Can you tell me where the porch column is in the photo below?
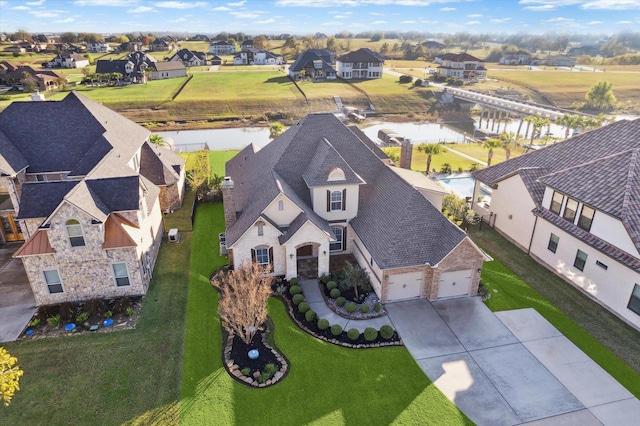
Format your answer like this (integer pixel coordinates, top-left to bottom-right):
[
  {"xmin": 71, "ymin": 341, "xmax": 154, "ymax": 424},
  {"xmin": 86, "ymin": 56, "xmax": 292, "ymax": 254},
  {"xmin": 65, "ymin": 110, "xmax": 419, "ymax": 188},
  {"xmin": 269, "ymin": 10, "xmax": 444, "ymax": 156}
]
[
  {"xmin": 285, "ymin": 245, "xmax": 297, "ymax": 280},
  {"xmin": 318, "ymin": 241, "xmax": 330, "ymax": 278}
]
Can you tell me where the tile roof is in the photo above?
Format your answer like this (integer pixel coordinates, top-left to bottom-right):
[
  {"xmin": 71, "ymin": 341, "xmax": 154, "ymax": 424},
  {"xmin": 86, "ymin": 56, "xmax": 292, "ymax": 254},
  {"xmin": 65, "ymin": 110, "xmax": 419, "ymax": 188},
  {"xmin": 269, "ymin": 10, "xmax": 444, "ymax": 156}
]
[
  {"xmin": 337, "ymin": 48, "xmax": 384, "ymax": 63},
  {"xmin": 225, "ymin": 113, "xmax": 467, "ymax": 269}
]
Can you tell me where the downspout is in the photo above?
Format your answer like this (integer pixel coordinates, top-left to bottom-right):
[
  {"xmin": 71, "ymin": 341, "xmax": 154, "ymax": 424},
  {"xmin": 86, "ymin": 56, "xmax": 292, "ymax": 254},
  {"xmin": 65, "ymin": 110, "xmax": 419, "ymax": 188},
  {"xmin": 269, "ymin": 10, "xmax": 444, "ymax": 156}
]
[{"xmin": 527, "ymin": 214, "xmax": 539, "ymax": 255}]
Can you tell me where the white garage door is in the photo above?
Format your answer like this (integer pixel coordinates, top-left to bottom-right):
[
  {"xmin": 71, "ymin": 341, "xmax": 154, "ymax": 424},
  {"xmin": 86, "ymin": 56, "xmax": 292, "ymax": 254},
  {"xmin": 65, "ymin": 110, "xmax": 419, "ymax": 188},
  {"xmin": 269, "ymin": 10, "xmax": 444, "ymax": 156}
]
[
  {"xmin": 387, "ymin": 271, "xmax": 422, "ymax": 301},
  {"xmin": 438, "ymin": 270, "xmax": 473, "ymax": 299}
]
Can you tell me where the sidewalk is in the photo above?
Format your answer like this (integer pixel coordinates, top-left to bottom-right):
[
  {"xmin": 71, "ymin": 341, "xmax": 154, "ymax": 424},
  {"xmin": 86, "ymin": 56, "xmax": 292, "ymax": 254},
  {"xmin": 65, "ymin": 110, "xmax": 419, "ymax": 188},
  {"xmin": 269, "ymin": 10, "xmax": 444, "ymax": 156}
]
[{"xmin": 299, "ymin": 279, "xmax": 393, "ymax": 332}]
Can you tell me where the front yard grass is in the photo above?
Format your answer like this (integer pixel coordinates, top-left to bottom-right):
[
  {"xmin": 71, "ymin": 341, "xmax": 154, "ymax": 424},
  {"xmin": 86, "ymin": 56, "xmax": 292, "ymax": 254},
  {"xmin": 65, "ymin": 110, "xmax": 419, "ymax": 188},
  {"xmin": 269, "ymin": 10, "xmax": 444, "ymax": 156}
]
[
  {"xmin": 469, "ymin": 226, "xmax": 640, "ymax": 398},
  {"xmin": 180, "ymin": 203, "xmax": 472, "ymax": 425}
]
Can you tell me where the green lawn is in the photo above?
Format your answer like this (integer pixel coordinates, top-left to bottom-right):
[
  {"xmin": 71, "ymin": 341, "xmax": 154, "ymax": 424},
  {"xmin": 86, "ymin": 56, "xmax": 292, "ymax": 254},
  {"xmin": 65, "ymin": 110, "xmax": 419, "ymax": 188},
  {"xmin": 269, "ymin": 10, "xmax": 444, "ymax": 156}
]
[
  {"xmin": 176, "ymin": 72, "xmax": 300, "ymax": 102},
  {"xmin": 443, "ymin": 142, "xmax": 528, "ymax": 165},
  {"xmin": 383, "ymin": 145, "xmax": 478, "ymax": 172},
  {"xmin": 179, "ymin": 203, "xmax": 472, "ymax": 425},
  {"xmin": 470, "ymin": 227, "xmax": 640, "ymax": 397}
]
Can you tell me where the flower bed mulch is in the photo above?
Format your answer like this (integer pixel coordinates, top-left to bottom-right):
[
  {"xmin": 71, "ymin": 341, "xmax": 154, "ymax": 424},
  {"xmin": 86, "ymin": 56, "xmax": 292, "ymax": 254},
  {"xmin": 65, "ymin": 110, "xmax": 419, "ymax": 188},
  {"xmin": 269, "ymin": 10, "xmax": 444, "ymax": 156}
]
[{"xmin": 318, "ymin": 281, "xmax": 387, "ymax": 320}]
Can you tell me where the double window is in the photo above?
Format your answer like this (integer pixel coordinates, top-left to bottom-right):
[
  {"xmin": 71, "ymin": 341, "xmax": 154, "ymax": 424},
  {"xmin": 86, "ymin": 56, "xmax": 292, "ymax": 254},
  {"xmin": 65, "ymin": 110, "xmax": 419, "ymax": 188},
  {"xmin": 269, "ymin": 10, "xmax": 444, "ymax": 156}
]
[
  {"xmin": 43, "ymin": 270, "xmax": 63, "ymax": 294},
  {"xmin": 252, "ymin": 246, "xmax": 273, "ymax": 266},
  {"xmin": 66, "ymin": 219, "xmax": 85, "ymax": 247},
  {"xmin": 112, "ymin": 263, "xmax": 131, "ymax": 287},
  {"xmin": 573, "ymin": 250, "xmax": 588, "ymax": 272}
]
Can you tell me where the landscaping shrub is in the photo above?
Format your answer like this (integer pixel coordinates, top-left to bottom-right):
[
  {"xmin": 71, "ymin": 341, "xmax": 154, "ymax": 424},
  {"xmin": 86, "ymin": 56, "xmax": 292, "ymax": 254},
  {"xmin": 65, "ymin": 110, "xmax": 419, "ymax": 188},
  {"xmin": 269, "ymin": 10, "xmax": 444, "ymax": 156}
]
[
  {"xmin": 317, "ymin": 318, "xmax": 330, "ymax": 330},
  {"xmin": 258, "ymin": 362, "xmax": 278, "ymax": 384},
  {"xmin": 289, "ymin": 285, "xmax": 302, "ymax": 296},
  {"xmin": 84, "ymin": 298, "xmax": 106, "ymax": 316},
  {"xmin": 125, "ymin": 307, "xmax": 135, "ymax": 317},
  {"xmin": 241, "ymin": 367, "xmax": 251, "ymax": 376},
  {"xmin": 364, "ymin": 327, "xmax": 378, "ymax": 342},
  {"xmin": 347, "ymin": 328, "xmax": 360, "ymax": 341},
  {"xmin": 380, "ymin": 325, "xmax": 394, "ymax": 340},
  {"xmin": 305, "ymin": 309, "xmax": 317, "ymax": 322},
  {"xmin": 329, "ymin": 288, "xmax": 341, "ymax": 299},
  {"xmin": 47, "ymin": 315, "xmax": 61, "ymax": 327},
  {"xmin": 374, "ymin": 302, "xmax": 381, "ymax": 313},
  {"xmin": 76, "ymin": 312, "xmax": 89, "ymax": 323},
  {"xmin": 399, "ymin": 74, "xmax": 413, "ymax": 83},
  {"xmin": 326, "ymin": 281, "xmax": 337, "ymax": 291},
  {"xmin": 58, "ymin": 302, "xmax": 75, "ymax": 322},
  {"xmin": 292, "ymin": 293, "xmax": 305, "ymax": 306},
  {"xmin": 330, "ymin": 324, "xmax": 343, "ymax": 336},
  {"xmin": 298, "ymin": 302, "xmax": 310, "ymax": 313},
  {"xmin": 440, "ymin": 163, "xmax": 452, "ymax": 174},
  {"xmin": 113, "ymin": 296, "xmax": 132, "ymax": 314},
  {"xmin": 336, "ymin": 296, "xmax": 346, "ymax": 307},
  {"xmin": 360, "ymin": 304, "xmax": 370, "ymax": 314},
  {"xmin": 414, "ymin": 78, "xmax": 423, "ymax": 87},
  {"xmin": 320, "ymin": 274, "xmax": 331, "ymax": 284},
  {"xmin": 345, "ymin": 302, "xmax": 357, "ymax": 314},
  {"xmin": 289, "ymin": 277, "xmax": 299, "ymax": 286}
]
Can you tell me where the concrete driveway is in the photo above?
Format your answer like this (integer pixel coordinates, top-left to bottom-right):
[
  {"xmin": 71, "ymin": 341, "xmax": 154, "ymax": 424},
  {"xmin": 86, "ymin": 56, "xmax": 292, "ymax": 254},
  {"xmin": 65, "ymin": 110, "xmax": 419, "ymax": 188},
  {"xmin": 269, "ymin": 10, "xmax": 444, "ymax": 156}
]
[
  {"xmin": 386, "ymin": 297, "xmax": 640, "ymax": 426},
  {"xmin": 0, "ymin": 242, "xmax": 36, "ymax": 343}
]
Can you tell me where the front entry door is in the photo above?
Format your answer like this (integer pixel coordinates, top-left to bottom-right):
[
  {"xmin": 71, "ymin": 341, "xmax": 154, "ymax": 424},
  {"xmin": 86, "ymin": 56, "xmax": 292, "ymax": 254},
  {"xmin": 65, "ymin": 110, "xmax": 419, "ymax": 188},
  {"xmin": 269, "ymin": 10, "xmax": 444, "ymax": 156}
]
[
  {"xmin": 1, "ymin": 214, "xmax": 24, "ymax": 242},
  {"xmin": 296, "ymin": 245, "xmax": 313, "ymax": 258}
]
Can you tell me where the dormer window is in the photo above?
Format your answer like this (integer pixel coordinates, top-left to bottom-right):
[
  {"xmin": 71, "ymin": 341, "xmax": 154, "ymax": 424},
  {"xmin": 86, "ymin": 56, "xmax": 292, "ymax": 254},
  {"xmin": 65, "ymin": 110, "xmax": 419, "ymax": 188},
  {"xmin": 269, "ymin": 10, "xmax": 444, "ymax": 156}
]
[
  {"xmin": 327, "ymin": 167, "xmax": 346, "ymax": 181},
  {"xmin": 328, "ymin": 190, "xmax": 345, "ymax": 212},
  {"xmin": 66, "ymin": 219, "xmax": 85, "ymax": 247},
  {"xmin": 578, "ymin": 205, "xmax": 595, "ymax": 232}
]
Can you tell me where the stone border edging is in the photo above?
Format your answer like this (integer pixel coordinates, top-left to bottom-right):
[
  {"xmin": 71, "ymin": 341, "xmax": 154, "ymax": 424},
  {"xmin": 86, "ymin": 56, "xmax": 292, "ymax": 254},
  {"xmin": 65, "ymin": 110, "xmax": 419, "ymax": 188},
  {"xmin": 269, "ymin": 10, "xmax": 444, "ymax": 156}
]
[{"xmin": 317, "ymin": 281, "xmax": 388, "ymax": 321}]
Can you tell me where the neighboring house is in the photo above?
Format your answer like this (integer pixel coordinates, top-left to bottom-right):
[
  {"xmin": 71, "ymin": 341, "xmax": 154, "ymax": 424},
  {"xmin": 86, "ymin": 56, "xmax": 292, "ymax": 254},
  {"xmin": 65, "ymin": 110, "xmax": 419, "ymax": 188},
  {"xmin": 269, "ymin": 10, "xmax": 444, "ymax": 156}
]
[
  {"xmin": 434, "ymin": 52, "xmax": 459, "ymax": 64},
  {"xmin": 87, "ymin": 42, "xmax": 111, "ymax": 53},
  {"xmin": 542, "ymin": 55, "xmax": 577, "ymax": 67},
  {"xmin": 150, "ymin": 61, "xmax": 187, "ymax": 80},
  {"xmin": 209, "ymin": 40, "xmax": 236, "ymax": 55},
  {"xmin": 95, "ymin": 52, "xmax": 157, "ymax": 83},
  {"xmin": 0, "ymin": 91, "xmax": 185, "ymax": 306},
  {"xmin": 222, "ymin": 113, "xmax": 485, "ymax": 303},
  {"xmin": 472, "ymin": 118, "xmax": 640, "ymax": 330},
  {"xmin": 233, "ymin": 48, "xmax": 283, "ymax": 65},
  {"xmin": 0, "ymin": 61, "xmax": 64, "ymax": 91},
  {"xmin": 422, "ymin": 40, "xmax": 446, "ymax": 50},
  {"xmin": 240, "ymin": 39, "xmax": 253, "ymax": 50},
  {"xmin": 120, "ymin": 42, "xmax": 144, "ymax": 52},
  {"xmin": 437, "ymin": 52, "xmax": 487, "ymax": 80},
  {"xmin": 150, "ymin": 38, "xmax": 172, "ymax": 52},
  {"xmin": 192, "ymin": 34, "xmax": 210, "ymax": 41},
  {"xmin": 499, "ymin": 51, "xmax": 538, "ymax": 65},
  {"xmin": 209, "ymin": 55, "xmax": 223, "ymax": 66},
  {"xmin": 288, "ymin": 49, "xmax": 336, "ymax": 80},
  {"xmin": 336, "ymin": 48, "xmax": 384, "ymax": 80},
  {"xmin": 169, "ymin": 49, "xmax": 207, "ymax": 67},
  {"xmin": 48, "ymin": 53, "xmax": 89, "ymax": 69}
]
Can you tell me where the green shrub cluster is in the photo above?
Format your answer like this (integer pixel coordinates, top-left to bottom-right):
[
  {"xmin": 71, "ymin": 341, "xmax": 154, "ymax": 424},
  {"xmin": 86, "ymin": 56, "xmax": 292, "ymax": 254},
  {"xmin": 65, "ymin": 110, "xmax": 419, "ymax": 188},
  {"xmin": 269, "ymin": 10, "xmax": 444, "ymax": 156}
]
[
  {"xmin": 317, "ymin": 318, "xmax": 330, "ymax": 330},
  {"xmin": 347, "ymin": 328, "xmax": 360, "ymax": 341},
  {"xmin": 305, "ymin": 309, "xmax": 317, "ymax": 322},
  {"xmin": 373, "ymin": 303, "xmax": 381, "ymax": 313},
  {"xmin": 329, "ymin": 288, "xmax": 341, "ymax": 299},
  {"xmin": 360, "ymin": 304, "xmax": 369, "ymax": 314},
  {"xmin": 345, "ymin": 302, "xmax": 357, "ymax": 313},
  {"xmin": 289, "ymin": 277, "xmax": 299, "ymax": 286},
  {"xmin": 258, "ymin": 363, "xmax": 278, "ymax": 384},
  {"xmin": 292, "ymin": 293, "xmax": 304, "ymax": 305},
  {"xmin": 336, "ymin": 297, "xmax": 346, "ymax": 307},
  {"xmin": 289, "ymin": 285, "xmax": 302, "ymax": 296},
  {"xmin": 364, "ymin": 327, "xmax": 378, "ymax": 342},
  {"xmin": 330, "ymin": 324, "xmax": 343, "ymax": 336},
  {"xmin": 326, "ymin": 281, "xmax": 337, "ymax": 291},
  {"xmin": 380, "ymin": 325, "xmax": 394, "ymax": 340},
  {"xmin": 298, "ymin": 302, "xmax": 310, "ymax": 313}
]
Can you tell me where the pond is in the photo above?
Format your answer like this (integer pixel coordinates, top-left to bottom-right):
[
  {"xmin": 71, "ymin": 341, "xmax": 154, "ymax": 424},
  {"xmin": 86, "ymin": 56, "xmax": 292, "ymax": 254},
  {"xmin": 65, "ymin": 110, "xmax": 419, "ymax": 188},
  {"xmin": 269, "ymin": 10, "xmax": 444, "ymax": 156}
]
[{"xmin": 360, "ymin": 121, "xmax": 468, "ymax": 144}]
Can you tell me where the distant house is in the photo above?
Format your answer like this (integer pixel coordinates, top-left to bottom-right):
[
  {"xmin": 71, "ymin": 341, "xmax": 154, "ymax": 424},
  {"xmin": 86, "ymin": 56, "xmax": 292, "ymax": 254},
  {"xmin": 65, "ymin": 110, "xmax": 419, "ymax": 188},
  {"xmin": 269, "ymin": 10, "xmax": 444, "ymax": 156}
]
[
  {"xmin": 150, "ymin": 61, "xmax": 186, "ymax": 80},
  {"xmin": 48, "ymin": 53, "xmax": 89, "ymax": 69},
  {"xmin": 209, "ymin": 55, "xmax": 223, "ymax": 66},
  {"xmin": 120, "ymin": 42, "xmax": 144, "ymax": 52},
  {"xmin": 150, "ymin": 38, "xmax": 172, "ymax": 52},
  {"xmin": 0, "ymin": 61, "xmax": 64, "ymax": 91},
  {"xmin": 288, "ymin": 49, "xmax": 336, "ymax": 80},
  {"xmin": 422, "ymin": 40, "xmax": 446, "ymax": 50},
  {"xmin": 436, "ymin": 52, "xmax": 487, "ymax": 80},
  {"xmin": 169, "ymin": 49, "xmax": 207, "ymax": 67},
  {"xmin": 433, "ymin": 52, "xmax": 458, "ymax": 64},
  {"xmin": 95, "ymin": 52, "xmax": 157, "ymax": 83},
  {"xmin": 336, "ymin": 48, "xmax": 384, "ymax": 80},
  {"xmin": 542, "ymin": 55, "xmax": 576, "ymax": 67},
  {"xmin": 233, "ymin": 48, "xmax": 283, "ymax": 65},
  {"xmin": 209, "ymin": 40, "xmax": 236, "ymax": 55},
  {"xmin": 192, "ymin": 34, "xmax": 210, "ymax": 41},
  {"xmin": 87, "ymin": 42, "xmax": 111, "ymax": 53},
  {"xmin": 500, "ymin": 51, "xmax": 539, "ymax": 65},
  {"xmin": 240, "ymin": 39, "xmax": 253, "ymax": 50}
]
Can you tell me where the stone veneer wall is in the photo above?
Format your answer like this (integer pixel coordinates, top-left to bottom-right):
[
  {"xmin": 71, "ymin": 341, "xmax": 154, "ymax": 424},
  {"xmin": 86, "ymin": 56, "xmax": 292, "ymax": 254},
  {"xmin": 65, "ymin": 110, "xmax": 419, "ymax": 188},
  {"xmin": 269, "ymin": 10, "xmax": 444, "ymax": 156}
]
[{"xmin": 159, "ymin": 183, "xmax": 183, "ymax": 211}]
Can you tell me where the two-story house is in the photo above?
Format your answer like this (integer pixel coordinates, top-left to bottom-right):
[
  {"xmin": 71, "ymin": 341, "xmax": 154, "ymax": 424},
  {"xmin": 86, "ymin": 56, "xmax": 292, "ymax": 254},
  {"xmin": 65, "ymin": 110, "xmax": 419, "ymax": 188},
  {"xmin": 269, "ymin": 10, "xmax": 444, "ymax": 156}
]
[
  {"xmin": 233, "ymin": 48, "xmax": 283, "ymax": 65},
  {"xmin": 472, "ymin": 118, "xmax": 640, "ymax": 329},
  {"xmin": 95, "ymin": 52, "xmax": 157, "ymax": 84},
  {"xmin": 437, "ymin": 52, "xmax": 487, "ymax": 80},
  {"xmin": 209, "ymin": 40, "xmax": 236, "ymax": 55},
  {"xmin": 288, "ymin": 49, "xmax": 336, "ymax": 80},
  {"xmin": 223, "ymin": 113, "xmax": 485, "ymax": 303},
  {"xmin": 336, "ymin": 48, "xmax": 384, "ymax": 80},
  {"xmin": 87, "ymin": 42, "xmax": 112, "ymax": 53},
  {"xmin": 48, "ymin": 53, "xmax": 89, "ymax": 69},
  {"xmin": 169, "ymin": 49, "xmax": 207, "ymax": 67},
  {"xmin": 0, "ymin": 91, "xmax": 185, "ymax": 306},
  {"xmin": 499, "ymin": 51, "xmax": 539, "ymax": 65}
]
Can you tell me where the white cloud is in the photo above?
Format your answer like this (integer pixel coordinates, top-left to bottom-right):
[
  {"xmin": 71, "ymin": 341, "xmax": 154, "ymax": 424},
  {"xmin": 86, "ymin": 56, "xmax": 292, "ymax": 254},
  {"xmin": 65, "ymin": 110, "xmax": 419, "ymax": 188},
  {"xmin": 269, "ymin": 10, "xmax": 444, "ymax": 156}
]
[
  {"xmin": 587, "ymin": 20, "xmax": 603, "ymax": 24},
  {"xmin": 227, "ymin": 0, "xmax": 246, "ymax": 5},
  {"xmin": 154, "ymin": 1, "xmax": 208, "ymax": 8},
  {"xmin": 523, "ymin": 4, "xmax": 556, "ymax": 11},
  {"xmin": 542, "ymin": 16, "xmax": 575, "ymax": 23},
  {"xmin": 615, "ymin": 20, "xmax": 632, "ymax": 23},
  {"xmin": 172, "ymin": 17, "xmax": 186, "ymax": 22},
  {"xmin": 465, "ymin": 20, "xmax": 481, "ymax": 25},
  {"xmin": 11, "ymin": 5, "xmax": 31, "ymax": 9},
  {"xmin": 370, "ymin": 12, "xmax": 383, "ymax": 16},
  {"xmin": 254, "ymin": 18, "xmax": 275, "ymax": 24},
  {"xmin": 74, "ymin": 0, "xmax": 137, "ymax": 5},
  {"xmin": 371, "ymin": 20, "xmax": 386, "ymax": 24},
  {"xmin": 583, "ymin": 0, "xmax": 640, "ymax": 10},
  {"xmin": 129, "ymin": 5, "xmax": 154, "ymax": 13},
  {"xmin": 440, "ymin": 7, "xmax": 456, "ymax": 11},
  {"xmin": 401, "ymin": 20, "xmax": 416, "ymax": 23},
  {"xmin": 26, "ymin": 0, "xmax": 46, "ymax": 5},
  {"xmin": 54, "ymin": 17, "xmax": 75, "ymax": 23},
  {"xmin": 213, "ymin": 6, "xmax": 231, "ymax": 10},
  {"xmin": 490, "ymin": 17, "xmax": 512, "ymax": 23},
  {"xmin": 467, "ymin": 14, "xmax": 482, "ymax": 18},
  {"xmin": 29, "ymin": 10, "xmax": 59, "ymax": 17},
  {"xmin": 275, "ymin": 0, "xmax": 434, "ymax": 7},
  {"xmin": 230, "ymin": 11, "xmax": 260, "ymax": 18}
]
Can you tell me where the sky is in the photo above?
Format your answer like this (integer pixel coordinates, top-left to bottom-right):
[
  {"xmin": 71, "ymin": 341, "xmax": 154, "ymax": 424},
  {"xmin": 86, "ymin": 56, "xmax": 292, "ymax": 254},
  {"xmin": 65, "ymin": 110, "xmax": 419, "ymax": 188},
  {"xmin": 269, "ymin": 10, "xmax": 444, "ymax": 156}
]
[{"xmin": 0, "ymin": 0, "xmax": 639, "ymax": 36}]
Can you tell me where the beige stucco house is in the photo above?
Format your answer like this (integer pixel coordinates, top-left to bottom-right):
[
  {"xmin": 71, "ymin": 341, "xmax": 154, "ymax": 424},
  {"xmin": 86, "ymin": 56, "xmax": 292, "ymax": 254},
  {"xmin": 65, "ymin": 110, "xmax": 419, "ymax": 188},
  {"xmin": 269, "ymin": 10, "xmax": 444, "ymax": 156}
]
[
  {"xmin": 223, "ymin": 113, "xmax": 485, "ymax": 303},
  {"xmin": 0, "ymin": 91, "xmax": 185, "ymax": 306},
  {"xmin": 472, "ymin": 118, "xmax": 640, "ymax": 330}
]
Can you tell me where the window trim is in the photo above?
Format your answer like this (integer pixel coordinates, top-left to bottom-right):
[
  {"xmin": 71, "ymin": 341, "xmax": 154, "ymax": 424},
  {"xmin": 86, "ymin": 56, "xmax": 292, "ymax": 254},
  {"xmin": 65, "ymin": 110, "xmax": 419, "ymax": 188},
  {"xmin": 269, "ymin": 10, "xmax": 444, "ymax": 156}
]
[
  {"xmin": 628, "ymin": 284, "xmax": 640, "ymax": 316},
  {"xmin": 550, "ymin": 191, "xmax": 563, "ymax": 215},
  {"xmin": 112, "ymin": 262, "xmax": 131, "ymax": 287},
  {"xmin": 563, "ymin": 197, "xmax": 579, "ymax": 223},
  {"xmin": 573, "ymin": 249, "xmax": 588, "ymax": 272},
  {"xmin": 547, "ymin": 233, "xmax": 559, "ymax": 253},
  {"xmin": 330, "ymin": 226, "xmax": 345, "ymax": 252},
  {"xmin": 43, "ymin": 269, "xmax": 64, "ymax": 294},
  {"xmin": 252, "ymin": 246, "xmax": 273, "ymax": 266},
  {"xmin": 330, "ymin": 190, "xmax": 342, "ymax": 211},
  {"xmin": 66, "ymin": 219, "xmax": 85, "ymax": 247}
]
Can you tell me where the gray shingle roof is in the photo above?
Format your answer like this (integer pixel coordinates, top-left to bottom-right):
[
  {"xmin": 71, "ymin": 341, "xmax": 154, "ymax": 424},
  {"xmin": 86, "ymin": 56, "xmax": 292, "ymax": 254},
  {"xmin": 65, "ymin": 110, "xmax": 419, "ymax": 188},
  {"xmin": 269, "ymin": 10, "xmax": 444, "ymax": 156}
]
[
  {"xmin": 337, "ymin": 48, "xmax": 384, "ymax": 63},
  {"xmin": 139, "ymin": 142, "xmax": 183, "ymax": 186},
  {"xmin": 16, "ymin": 181, "xmax": 79, "ymax": 219},
  {"xmin": 302, "ymin": 138, "xmax": 365, "ymax": 187},
  {"xmin": 288, "ymin": 49, "xmax": 335, "ymax": 73},
  {"xmin": 0, "ymin": 129, "xmax": 28, "ymax": 176},
  {"xmin": 225, "ymin": 113, "xmax": 467, "ymax": 269}
]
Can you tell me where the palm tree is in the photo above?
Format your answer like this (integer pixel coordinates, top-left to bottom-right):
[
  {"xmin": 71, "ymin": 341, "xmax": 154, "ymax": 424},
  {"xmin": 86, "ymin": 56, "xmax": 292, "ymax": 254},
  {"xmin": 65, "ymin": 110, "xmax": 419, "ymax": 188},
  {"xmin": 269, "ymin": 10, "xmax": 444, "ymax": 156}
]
[
  {"xmin": 499, "ymin": 132, "xmax": 522, "ymax": 160},
  {"xmin": 482, "ymin": 138, "xmax": 502, "ymax": 167},
  {"xmin": 417, "ymin": 143, "xmax": 442, "ymax": 173},
  {"xmin": 149, "ymin": 134, "xmax": 166, "ymax": 147},
  {"xmin": 556, "ymin": 114, "xmax": 584, "ymax": 139},
  {"xmin": 524, "ymin": 115, "xmax": 550, "ymax": 144}
]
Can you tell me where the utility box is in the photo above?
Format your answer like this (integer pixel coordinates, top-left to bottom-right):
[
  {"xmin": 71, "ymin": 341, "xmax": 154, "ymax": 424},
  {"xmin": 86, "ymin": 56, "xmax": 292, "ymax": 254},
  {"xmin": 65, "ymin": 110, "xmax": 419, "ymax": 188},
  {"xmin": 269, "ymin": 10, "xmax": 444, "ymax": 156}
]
[
  {"xmin": 219, "ymin": 232, "xmax": 228, "ymax": 256},
  {"xmin": 168, "ymin": 228, "xmax": 180, "ymax": 243}
]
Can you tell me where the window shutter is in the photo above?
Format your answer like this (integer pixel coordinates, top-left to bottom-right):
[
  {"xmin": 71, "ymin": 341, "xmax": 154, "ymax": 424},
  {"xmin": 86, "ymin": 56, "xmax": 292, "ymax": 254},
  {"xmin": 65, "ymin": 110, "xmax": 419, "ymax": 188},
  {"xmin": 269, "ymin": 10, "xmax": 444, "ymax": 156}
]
[
  {"xmin": 343, "ymin": 226, "xmax": 347, "ymax": 250},
  {"xmin": 326, "ymin": 190, "xmax": 331, "ymax": 212},
  {"xmin": 251, "ymin": 248, "xmax": 256, "ymax": 263},
  {"xmin": 268, "ymin": 247, "xmax": 274, "ymax": 265},
  {"xmin": 342, "ymin": 189, "xmax": 347, "ymax": 211}
]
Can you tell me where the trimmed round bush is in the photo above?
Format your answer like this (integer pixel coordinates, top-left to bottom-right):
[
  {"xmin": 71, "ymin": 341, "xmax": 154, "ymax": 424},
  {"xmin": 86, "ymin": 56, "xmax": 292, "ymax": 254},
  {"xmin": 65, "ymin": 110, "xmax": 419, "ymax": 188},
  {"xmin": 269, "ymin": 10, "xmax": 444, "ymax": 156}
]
[
  {"xmin": 360, "ymin": 304, "xmax": 370, "ymax": 314},
  {"xmin": 373, "ymin": 302, "xmax": 382, "ymax": 313},
  {"xmin": 289, "ymin": 277, "xmax": 299, "ymax": 286},
  {"xmin": 330, "ymin": 324, "xmax": 343, "ymax": 336},
  {"xmin": 326, "ymin": 280, "xmax": 337, "ymax": 291},
  {"xmin": 317, "ymin": 318, "xmax": 330, "ymax": 330},
  {"xmin": 380, "ymin": 325, "xmax": 394, "ymax": 340},
  {"xmin": 364, "ymin": 327, "xmax": 378, "ymax": 342},
  {"xmin": 289, "ymin": 285, "xmax": 302, "ymax": 296},
  {"xmin": 347, "ymin": 328, "xmax": 360, "ymax": 341},
  {"xmin": 345, "ymin": 302, "xmax": 357, "ymax": 314},
  {"xmin": 298, "ymin": 302, "xmax": 310, "ymax": 313},
  {"xmin": 305, "ymin": 309, "xmax": 317, "ymax": 322},
  {"xmin": 329, "ymin": 288, "xmax": 341, "ymax": 299},
  {"xmin": 292, "ymin": 293, "xmax": 304, "ymax": 306},
  {"xmin": 336, "ymin": 296, "xmax": 346, "ymax": 307}
]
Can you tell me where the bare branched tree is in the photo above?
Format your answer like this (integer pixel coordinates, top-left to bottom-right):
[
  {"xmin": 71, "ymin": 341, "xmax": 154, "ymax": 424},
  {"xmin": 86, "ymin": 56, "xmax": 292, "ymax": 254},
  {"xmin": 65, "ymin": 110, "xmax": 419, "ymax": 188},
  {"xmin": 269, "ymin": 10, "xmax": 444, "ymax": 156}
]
[{"xmin": 214, "ymin": 261, "xmax": 274, "ymax": 345}]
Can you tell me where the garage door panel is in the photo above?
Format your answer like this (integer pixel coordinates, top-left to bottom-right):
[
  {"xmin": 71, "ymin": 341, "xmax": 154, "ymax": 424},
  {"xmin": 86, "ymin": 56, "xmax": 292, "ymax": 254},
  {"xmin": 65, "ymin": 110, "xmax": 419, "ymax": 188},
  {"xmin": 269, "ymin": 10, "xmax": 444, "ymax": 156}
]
[
  {"xmin": 388, "ymin": 271, "xmax": 422, "ymax": 301},
  {"xmin": 438, "ymin": 270, "xmax": 472, "ymax": 299}
]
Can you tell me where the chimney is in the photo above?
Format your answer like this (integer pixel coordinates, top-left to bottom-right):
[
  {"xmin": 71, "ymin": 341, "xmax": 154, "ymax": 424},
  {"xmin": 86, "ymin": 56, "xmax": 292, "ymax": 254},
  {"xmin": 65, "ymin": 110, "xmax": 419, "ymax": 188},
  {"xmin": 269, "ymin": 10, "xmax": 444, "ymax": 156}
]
[
  {"xmin": 399, "ymin": 139, "xmax": 413, "ymax": 169},
  {"xmin": 31, "ymin": 90, "xmax": 45, "ymax": 102},
  {"xmin": 221, "ymin": 177, "xmax": 236, "ymax": 228}
]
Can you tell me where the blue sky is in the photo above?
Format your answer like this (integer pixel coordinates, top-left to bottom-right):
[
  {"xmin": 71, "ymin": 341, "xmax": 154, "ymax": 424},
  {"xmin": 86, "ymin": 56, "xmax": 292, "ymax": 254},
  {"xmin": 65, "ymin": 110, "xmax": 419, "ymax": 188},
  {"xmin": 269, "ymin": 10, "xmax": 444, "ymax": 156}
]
[{"xmin": 1, "ymin": 0, "xmax": 639, "ymax": 35}]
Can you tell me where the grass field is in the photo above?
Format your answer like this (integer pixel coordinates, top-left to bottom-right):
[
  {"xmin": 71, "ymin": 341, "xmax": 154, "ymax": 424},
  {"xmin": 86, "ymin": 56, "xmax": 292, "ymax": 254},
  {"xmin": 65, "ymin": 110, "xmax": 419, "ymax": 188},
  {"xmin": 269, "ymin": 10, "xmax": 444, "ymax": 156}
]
[
  {"xmin": 470, "ymin": 226, "xmax": 640, "ymax": 396},
  {"xmin": 382, "ymin": 145, "xmax": 478, "ymax": 172}
]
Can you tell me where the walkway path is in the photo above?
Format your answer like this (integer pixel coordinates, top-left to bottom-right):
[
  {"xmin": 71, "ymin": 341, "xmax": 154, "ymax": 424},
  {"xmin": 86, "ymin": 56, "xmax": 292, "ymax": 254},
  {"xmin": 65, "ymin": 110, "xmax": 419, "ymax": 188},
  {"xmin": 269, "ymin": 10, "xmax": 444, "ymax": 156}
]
[{"xmin": 300, "ymin": 279, "xmax": 392, "ymax": 332}]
